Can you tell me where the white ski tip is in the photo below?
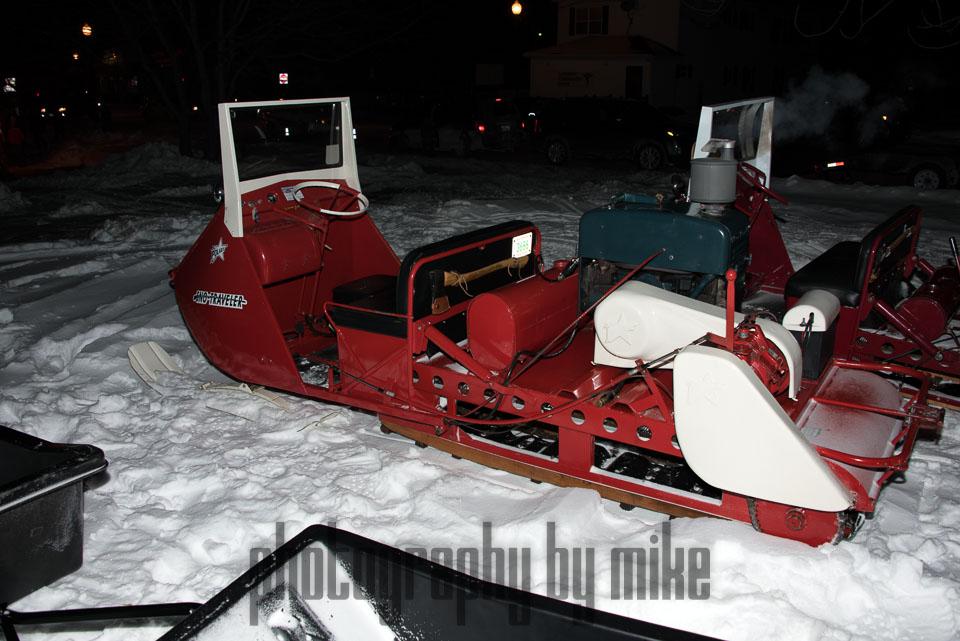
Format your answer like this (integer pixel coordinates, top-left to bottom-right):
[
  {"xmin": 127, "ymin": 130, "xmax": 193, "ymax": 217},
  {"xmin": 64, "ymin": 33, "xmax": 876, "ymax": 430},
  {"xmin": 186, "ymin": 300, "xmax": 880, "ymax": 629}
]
[{"xmin": 128, "ymin": 341, "xmax": 184, "ymax": 383}]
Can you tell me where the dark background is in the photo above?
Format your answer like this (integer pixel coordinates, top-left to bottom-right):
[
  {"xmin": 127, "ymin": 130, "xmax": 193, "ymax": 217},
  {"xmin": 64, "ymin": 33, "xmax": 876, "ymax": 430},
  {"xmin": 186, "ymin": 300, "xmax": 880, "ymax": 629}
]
[{"xmin": 1, "ymin": 1, "xmax": 957, "ymax": 160}]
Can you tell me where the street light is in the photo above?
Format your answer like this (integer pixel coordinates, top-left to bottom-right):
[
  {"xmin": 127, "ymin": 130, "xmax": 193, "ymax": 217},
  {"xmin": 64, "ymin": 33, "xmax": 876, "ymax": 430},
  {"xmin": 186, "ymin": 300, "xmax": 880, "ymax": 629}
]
[
  {"xmin": 82, "ymin": 23, "xmax": 92, "ymax": 36},
  {"xmin": 511, "ymin": 1, "xmax": 522, "ymax": 15}
]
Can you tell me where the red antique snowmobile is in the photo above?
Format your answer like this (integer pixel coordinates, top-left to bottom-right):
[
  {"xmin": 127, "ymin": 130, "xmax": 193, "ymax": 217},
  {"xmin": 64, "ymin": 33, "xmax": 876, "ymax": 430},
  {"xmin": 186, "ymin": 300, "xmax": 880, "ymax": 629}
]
[{"xmin": 170, "ymin": 97, "xmax": 946, "ymax": 546}]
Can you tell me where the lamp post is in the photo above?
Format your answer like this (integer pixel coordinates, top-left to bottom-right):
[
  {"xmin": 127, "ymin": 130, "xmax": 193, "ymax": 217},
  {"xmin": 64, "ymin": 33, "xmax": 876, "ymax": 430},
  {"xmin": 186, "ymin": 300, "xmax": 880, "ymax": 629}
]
[
  {"xmin": 511, "ymin": 1, "xmax": 522, "ymax": 15},
  {"xmin": 81, "ymin": 23, "xmax": 93, "ymax": 37}
]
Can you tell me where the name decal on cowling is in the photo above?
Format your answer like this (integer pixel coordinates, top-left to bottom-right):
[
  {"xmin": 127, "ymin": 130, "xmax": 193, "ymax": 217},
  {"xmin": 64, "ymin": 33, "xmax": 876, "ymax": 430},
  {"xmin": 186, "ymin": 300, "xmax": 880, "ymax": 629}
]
[{"xmin": 193, "ymin": 290, "xmax": 248, "ymax": 309}]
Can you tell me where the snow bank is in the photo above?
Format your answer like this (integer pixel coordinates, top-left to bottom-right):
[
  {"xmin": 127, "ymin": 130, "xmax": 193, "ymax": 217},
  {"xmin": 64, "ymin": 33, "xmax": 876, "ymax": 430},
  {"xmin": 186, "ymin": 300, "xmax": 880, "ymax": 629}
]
[
  {"xmin": 16, "ymin": 142, "xmax": 219, "ymax": 191},
  {"xmin": 0, "ymin": 182, "xmax": 29, "ymax": 212}
]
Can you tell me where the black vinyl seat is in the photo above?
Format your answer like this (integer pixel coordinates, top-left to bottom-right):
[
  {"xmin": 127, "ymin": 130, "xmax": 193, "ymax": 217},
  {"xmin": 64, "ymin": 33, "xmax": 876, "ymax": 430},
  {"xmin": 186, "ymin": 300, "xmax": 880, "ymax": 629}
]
[
  {"xmin": 328, "ymin": 220, "xmax": 537, "ymax": 338},
  {"xmin": 785, "ymin": 206, "xmax": 920, "ymax": 309},
  {"xmin": 394, "ymin": 220, "xmax": 535, "ymax": 318},
  {"xmin": 785, "ymin": 241, "xmax": 863, "ymax": 307}
]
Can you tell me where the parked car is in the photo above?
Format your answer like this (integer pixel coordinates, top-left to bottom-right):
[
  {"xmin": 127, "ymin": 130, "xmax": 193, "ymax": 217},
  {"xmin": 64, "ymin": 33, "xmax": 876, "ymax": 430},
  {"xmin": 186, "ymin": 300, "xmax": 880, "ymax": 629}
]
[
  {"xmin": 774, "ymin": 98, "xmax": 959, "ymax": 190},
  {"xmin": 389, "ymin": 98, "xmax": 478, "ymax": 156},
  {"xmin": 524, "ymin": 97, "xmax": 692, "ymax": 169},
  {"xmin": 389, "ymin": 97, "xmax": 525, "ymax": 156},
  {"xmin": 812, "ymin": 133, "xmax": 960, "ymax": 190},
  {"xmin": 474, "ymin": 98, "xmax": 524, "ymax": 152}
]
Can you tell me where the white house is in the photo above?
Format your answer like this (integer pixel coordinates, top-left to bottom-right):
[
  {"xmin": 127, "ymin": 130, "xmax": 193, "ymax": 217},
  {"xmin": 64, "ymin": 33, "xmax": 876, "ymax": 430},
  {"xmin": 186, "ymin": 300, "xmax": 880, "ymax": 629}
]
[{"xmin": 525, "ymin": 0, "xmax": 789, "ymax": 110}]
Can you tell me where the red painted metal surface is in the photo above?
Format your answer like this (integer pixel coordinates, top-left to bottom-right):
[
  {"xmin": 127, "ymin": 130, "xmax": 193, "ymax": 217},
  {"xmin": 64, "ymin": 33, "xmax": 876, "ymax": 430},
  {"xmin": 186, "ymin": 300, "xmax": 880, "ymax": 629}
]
[
  {"xmin": 171, "ymin": 181, "xmax": 400, "ymax": 395},
  {"xmin": 244, "ymin": 219, "xmax": 325, "ymax": 285},
  {"xmin": 467, "ymin": 273, "xmax": 579, "ymax": 371},
  {"xmin": 732, "ymin": 320, "xmax": 790, "ymax": 397},
  {"xmin": 896, "ymin": 265, "xmax": 960, "ymax": 342},
  {"xmin": 172, "ymin": 210, "xmax": 307, "ymax": 394},
  {"xmin": 733, "ymin": 165, "xmax": 794, "ymax": 295},
  {"xmin": 333, "ymin": 321, "xmax": 409, "ymax": 400},
  {"xmin": 854, "ymin": 207, "xmax": 923, "ymax": 324},
  {"xmin": 749, "ymin": 500, "xmax": 842, "ymax": 545},
  {"xmin": 873, "ymin": 299, "xmax": 948, "ymax": 364}
]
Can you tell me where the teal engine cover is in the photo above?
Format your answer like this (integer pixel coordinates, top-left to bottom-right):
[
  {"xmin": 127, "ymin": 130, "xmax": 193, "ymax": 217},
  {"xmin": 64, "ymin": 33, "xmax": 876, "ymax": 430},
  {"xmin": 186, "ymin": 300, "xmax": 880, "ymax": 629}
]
[{"xmin": 578, "ymin": 196, "xmax": 750, "ymax": 308}]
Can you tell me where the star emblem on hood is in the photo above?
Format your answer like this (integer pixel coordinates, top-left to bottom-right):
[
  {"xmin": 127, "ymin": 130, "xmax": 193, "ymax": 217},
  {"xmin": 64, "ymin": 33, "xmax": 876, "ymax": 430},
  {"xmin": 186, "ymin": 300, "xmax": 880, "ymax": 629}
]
[{"xmin": 210, "ymin": 237, "xmax": 228, "ymax": 263}]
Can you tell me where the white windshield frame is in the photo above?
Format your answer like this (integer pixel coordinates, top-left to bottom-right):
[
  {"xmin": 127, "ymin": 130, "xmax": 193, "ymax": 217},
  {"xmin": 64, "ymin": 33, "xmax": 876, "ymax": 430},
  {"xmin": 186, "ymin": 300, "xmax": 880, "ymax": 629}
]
[{"xmin": 218, "ymin": 97, "xmax": 359, "ymax": 238}]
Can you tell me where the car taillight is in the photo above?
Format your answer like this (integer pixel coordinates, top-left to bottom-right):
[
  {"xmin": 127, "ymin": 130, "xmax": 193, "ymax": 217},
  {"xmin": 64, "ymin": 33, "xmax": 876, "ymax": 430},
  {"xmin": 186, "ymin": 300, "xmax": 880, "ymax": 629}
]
[{"xmin": 478, "ymin": 124, "xmax": 486, "ymax": 132}]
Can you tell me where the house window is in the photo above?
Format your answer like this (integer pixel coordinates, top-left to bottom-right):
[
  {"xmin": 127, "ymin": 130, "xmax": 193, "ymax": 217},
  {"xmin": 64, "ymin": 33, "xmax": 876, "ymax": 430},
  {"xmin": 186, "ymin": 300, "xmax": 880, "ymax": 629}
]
[{"xmin": 569, "ymin": 6, "xmax": 609, "ymax": 35}]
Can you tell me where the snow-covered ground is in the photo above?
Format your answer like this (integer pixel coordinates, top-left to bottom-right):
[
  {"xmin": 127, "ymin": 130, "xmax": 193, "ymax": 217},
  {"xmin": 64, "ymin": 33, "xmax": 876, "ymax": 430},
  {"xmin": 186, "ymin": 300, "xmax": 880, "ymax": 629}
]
[{"xmin": 2, "ymin": 142, "xmax": 960, "ymax": 641}]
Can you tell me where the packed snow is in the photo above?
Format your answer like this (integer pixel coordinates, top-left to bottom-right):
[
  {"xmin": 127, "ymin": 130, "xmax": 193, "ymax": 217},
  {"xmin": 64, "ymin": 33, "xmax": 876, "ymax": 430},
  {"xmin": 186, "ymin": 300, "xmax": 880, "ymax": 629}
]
[{"xmin": 2, "ymin": 142, "xmax": 960, "ymax": 641}]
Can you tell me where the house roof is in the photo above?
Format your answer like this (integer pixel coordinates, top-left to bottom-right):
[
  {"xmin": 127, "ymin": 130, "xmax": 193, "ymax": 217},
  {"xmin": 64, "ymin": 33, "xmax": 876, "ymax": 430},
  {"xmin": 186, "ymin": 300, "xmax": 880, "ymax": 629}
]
[{"xmin": 524, "ymin": 35, "xmax": 678, "ymax": 58}]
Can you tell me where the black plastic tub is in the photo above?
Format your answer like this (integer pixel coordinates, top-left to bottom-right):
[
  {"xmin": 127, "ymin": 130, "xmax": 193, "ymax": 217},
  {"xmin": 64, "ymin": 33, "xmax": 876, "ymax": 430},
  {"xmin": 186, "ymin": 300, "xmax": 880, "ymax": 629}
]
[{"xmin": 0, "ymin": 425, "xmax": 107, "ymax": 606}]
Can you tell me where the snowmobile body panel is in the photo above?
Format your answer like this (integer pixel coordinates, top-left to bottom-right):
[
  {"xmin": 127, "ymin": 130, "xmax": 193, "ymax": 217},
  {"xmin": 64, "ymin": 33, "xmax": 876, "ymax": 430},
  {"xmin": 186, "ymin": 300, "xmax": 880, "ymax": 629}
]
[
  {"xmin": 673, "ymin": 345, "xmax": 854, "ymax": 512},
  {"xmin": 172, "ymin": 209, "xmax": 307, "ymax": 393},
  {"xmin": 172, "ymin": 175, "xmax": 402, "ymax": 396}
]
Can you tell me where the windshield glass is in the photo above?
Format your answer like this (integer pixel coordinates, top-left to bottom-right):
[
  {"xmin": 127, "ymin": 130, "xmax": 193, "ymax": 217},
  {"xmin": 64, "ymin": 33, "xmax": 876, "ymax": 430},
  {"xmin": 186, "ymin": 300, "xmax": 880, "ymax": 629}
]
[{"xmin": 229, "ymin": 102, "xmax": 343, "ymax": 182}]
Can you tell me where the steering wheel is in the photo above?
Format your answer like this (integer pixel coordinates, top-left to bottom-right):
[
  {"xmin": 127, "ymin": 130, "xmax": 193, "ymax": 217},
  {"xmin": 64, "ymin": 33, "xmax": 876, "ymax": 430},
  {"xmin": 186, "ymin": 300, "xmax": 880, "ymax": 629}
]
[{"xmin": 291, "ymin": 180, "xmax": 369, "ymax": 217}]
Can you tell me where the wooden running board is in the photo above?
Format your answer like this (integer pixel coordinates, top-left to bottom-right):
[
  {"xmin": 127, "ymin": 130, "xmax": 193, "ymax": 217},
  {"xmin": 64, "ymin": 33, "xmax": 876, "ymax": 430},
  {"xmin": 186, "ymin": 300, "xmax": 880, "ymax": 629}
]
[
  {"xmin": 380, "ymin": 419, "xmax": 713, "ymax": 521},
  {"xmin": 903, "ymin": 389, "xmax": 960, "ymax": 412},
  {"xmin": 901, "ymin": 369, "xmax": 960, "ymax": 411}
]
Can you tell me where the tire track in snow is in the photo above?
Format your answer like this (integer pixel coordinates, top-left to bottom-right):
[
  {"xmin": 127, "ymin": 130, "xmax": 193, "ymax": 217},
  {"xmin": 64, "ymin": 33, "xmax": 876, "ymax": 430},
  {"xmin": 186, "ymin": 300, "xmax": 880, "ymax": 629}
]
[{"xmin": 1, "ymin": 256, "xmax": 177, "ymax": 370}]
